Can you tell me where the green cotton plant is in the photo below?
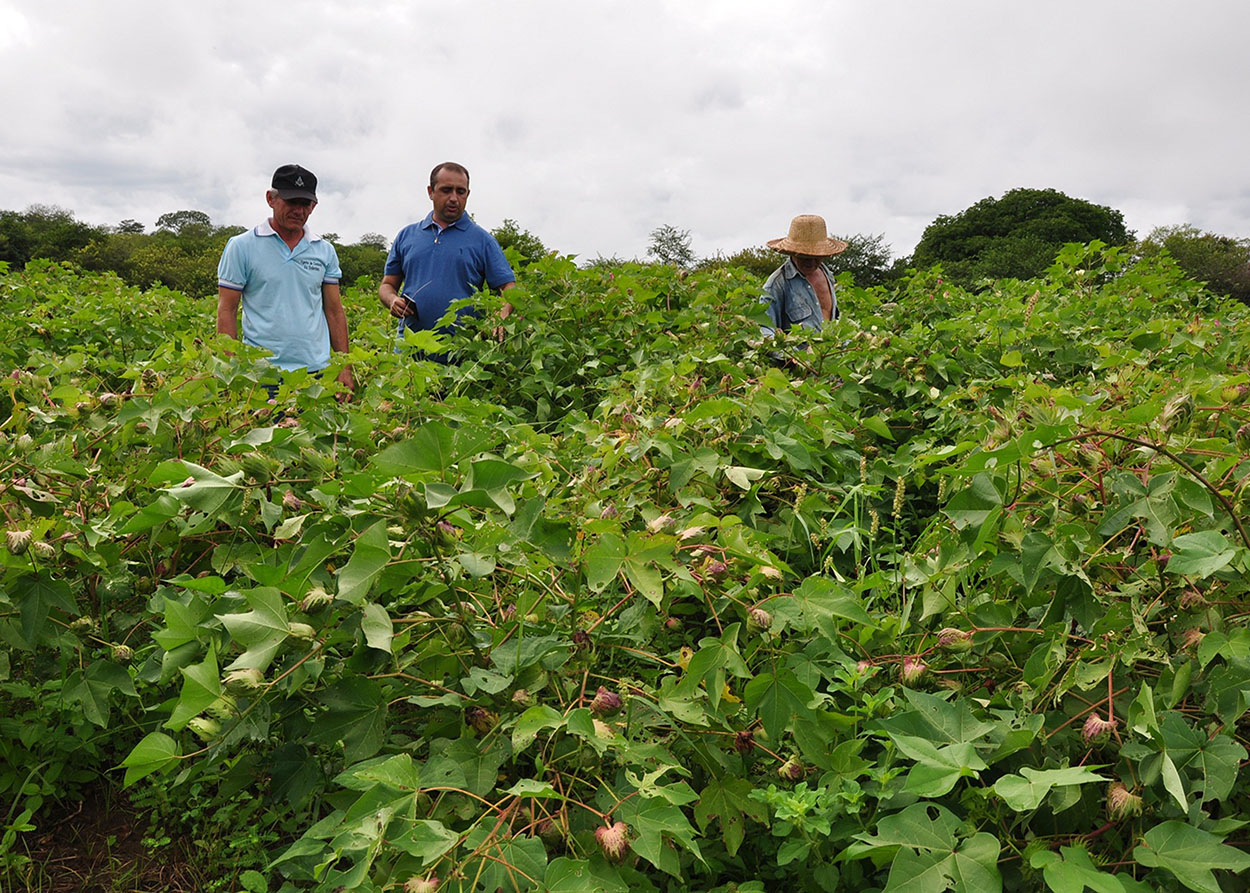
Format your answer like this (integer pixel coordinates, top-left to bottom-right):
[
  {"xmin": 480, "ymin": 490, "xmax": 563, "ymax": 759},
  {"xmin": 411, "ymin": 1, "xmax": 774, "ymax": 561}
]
[{"xmin": 5, "ymin": 248, "xmax": 1250, "ymax": 891}]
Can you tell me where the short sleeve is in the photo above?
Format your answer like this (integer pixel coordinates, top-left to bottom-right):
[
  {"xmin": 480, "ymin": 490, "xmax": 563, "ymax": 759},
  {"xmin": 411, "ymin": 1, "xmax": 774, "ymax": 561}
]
[
  {"xmin": 384, "ymin": 230, "xmax": 405, "ymax": 278},
  {"xmin": 323, "ymin": 243, "xmax": 342, "ymax": 283},
  {"xmin": 483, "ymin": 236, "xmax": 516, "ymax": 289},
  {"xmin": 217, "ymin": 234, "xmax": 248, "ymax": 291}
]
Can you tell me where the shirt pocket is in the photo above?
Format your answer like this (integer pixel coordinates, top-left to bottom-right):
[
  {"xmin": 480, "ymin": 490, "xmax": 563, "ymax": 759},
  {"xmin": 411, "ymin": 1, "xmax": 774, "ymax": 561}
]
[{"xmin": 785, "ymin": 294, "xmax": 817, "ymax": 327}]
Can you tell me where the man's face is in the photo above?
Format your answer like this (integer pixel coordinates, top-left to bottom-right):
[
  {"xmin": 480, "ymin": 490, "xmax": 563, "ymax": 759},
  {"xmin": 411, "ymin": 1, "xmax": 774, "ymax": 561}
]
[
  {"xmin": 793, "ymin": 254, "xmax": 822, "ymax": 275},
  {"xmin": 267, "ymin": 192, "xmax": 316, "ymax": 235},
  {"xmin": 428, "ymin": 168, "xmax": 470, "ymax": 225}
]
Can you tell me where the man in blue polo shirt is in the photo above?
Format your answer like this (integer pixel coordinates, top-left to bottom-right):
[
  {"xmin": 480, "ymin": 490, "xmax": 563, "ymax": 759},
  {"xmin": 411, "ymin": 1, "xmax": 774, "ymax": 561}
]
[
  {"xmin": 378, "ymin": 162, "xmax": 515, "ymax": 355},
  {"xmin": 217, "ymin": 163, "xmax": 354, "ymax": 398}
]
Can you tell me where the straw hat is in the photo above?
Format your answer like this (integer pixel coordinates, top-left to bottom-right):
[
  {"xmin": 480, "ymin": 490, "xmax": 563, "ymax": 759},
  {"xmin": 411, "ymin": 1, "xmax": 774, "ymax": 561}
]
[{"xmin": 766, "ymin": 215, "xmax": 848, "ymax": 257}]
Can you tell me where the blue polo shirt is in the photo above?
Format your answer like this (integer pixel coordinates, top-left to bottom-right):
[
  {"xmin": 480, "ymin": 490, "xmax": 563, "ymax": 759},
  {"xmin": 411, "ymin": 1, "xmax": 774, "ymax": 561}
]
[
  {"xmin": 218, "ymin": 222, "xmax": 342, "ymax": 371},
  {"xmin": 384, "ymin": 212, "xmax": 515, "ymax": 335}
]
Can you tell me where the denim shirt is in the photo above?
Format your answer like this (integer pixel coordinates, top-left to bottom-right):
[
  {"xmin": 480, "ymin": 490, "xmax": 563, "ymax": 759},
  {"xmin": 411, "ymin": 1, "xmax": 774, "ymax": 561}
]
[{"xmin": 761, "ymin": 259, "xmax": 838, "ymax": 336}]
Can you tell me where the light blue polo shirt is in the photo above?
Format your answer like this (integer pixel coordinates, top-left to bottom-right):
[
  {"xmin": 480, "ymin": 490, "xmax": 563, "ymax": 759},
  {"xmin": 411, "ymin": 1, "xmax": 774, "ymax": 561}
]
[
  {"xmin": 384, "ymin": 212, "xmax": 515, "ymax": 335},
  {"xmin": 218, "ymin": 221, "xmax": 342, "ymax": 371}
]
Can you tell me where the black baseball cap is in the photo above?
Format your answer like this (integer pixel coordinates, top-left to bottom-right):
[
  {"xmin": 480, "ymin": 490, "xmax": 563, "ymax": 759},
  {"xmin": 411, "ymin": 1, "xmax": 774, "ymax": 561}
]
[{"xmin": 271, "ymin": 164, "xmax": 318, "ymax": 202}]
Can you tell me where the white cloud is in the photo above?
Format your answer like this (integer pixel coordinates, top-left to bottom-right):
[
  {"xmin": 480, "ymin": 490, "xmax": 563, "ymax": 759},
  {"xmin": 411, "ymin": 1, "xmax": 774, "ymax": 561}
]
[{"xmin": 2, "ymin": 0, "xmax": 1248, "ymax": 265}]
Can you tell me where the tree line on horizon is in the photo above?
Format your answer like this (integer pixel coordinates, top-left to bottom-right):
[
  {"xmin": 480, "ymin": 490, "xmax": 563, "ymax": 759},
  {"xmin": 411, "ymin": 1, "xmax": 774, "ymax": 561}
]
[{"xmin": 1, "ymin": 188, "xmax": 1247, "ymax": 303}]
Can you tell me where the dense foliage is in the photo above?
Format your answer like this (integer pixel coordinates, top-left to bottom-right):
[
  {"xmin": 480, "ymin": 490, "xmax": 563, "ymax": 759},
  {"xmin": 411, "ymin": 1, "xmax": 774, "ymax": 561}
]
[
  {"xmin": 912, "ymin": 188, "xmax": 1132, "ymax": 287},
  {"xmin": 1139, "ymin": 224, "xmax": 1250, "ymax": 305},
  {"xmin": 0, "ymin": 205, "xmax": 388, "ymax": 298},
  {"xmin": 3, "ymin": 245, "xmax": 1250, "ymax": 892}
]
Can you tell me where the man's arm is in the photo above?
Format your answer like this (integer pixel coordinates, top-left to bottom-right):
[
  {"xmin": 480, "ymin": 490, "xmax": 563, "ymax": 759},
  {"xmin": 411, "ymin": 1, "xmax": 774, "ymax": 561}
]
[
  {"xmin": 217, "ymin": 287, "xmax": 242, "ymax": 339},
  {"xmin": 760, "ymin": 271, "xmax": 786, "ymax": 337},
  {"xmin": 499, "ymin": 280, "xmax": 515, "ymax": 319},
  {"xmin": 379, "ymin": 274, "xmax": 412, "ymax": 318},
  {"xmin": 322, "ymin": 283, "xmax": 354, "ymax": 398}
]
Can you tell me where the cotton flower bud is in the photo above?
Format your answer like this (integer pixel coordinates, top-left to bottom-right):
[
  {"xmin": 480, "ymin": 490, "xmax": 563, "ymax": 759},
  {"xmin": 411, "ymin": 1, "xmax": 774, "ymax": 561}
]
[
  {"xmin": 466, "ymin": 707, "xmax": 498, "ymax": 735},
  {"xmin": 1161, "ymin": 393, "xmax": 1193, "ymax": 433},
  {"xmin": 595, "ymin": 821, "xmax": 630, "ymax": 864},
  {"xmin": 1237, "ymin": 424, "xmax": 1250, "ymax": 452},
  {"xmin": 664, "ymin": 617, "xmax": 683, "ymax": 631},
  {"xmin": 436, "ymin": 520, "xmax": 459, "ymax": 539},
  {"xmin": 6, "ymin": 529, "xmax": 32, "ymax": 555},
  {"xmin": 1082, "ymin": 713, "xmax": 1117, "ymax": 746},
  {"xmin": 1180, "ymin": 628, "xmax": 1206, "ymax": 651},
  {"xmin": 777, "ymin": 758, "xmax": 804, "ymax": 782},
  {"xmin": 572, "ymin": 629, "xmax": 592, "ymax": 651},
  {"xmin": 224, "ymin": 668, "xmax": 265, "ymax": 690},
  {"xmin": 1106, "ymin": 782, "xmax": 1143, "ymax": 821},
  {"xmin": 30, "ymin": 540, "xmax": 56, "ymax": 559},
  {"xmin": 759, "ymin": 565, "xmax": 783, "ymax": 581},
  {"xmin": 599, "ymin": 503, "xmax": 618, "ymax": 520},
  {"xmin": 1076, "ymin": 446, "xmax": 1102, "ymax": 471},
  {"xmin": 287, "ymin": 622, "xmax": 317, "ymax": 640},
  {"xmin": 937, "ymin": 627, "xmax": 974, "ymax": 653},
  {"xmin": 591, "ymin": 686, "xmax": 623, "ymax": 717},
  {"xmin": 647, "ymin": 513, "xmax": 675, "ymax": 533},
  {"xmin": 677, "ymin": 526, "xmax": 705, "ymax": 541},
  {"xmin": 899, "ymin": 656, "xmax": 928, "ymax": 685},
  {"xmin": 734, "ymin": 730, "xmax": 754, "ymax": 754},
  {"xmin": 1179, "ymin": 590, "xmax": 1207, "ymax": 611},
  {"xmin": 99, "ymin": 392, "xmax": 120, "ymax": 408},
  {"xmin": 188, "ymin": 716, "xmax": 221, "ymax": 741},
  {"xmin": 299, "ymin": 587, "xmax": 332, "ymax": 614},
  {"xmin": 747, "ymin": 607, "xmax": 773, "ymax": 631},
  {"xmin": 282, "ymin": 490, "xmax": 302, "ymax": 511},
  {"xmin": 403, "ymin": 876, "xmax": 440, "ymax": 893},
  {"xmin": 70, "ymin": 616, "xmax": 95, "ymax": 633},
  {"xmin": 703, "ymin": 558, "xmax": 728, "ymax": 579},
  {"xmin": 111, "ymin": 644, "xmax": 133, "ymax": 663},
  {"xmin": 206, "ymin": 695, "xmax": 237, "ymax": 720},
  {"xmin": 16, "ymin": 433, "xmax": 34, "ymax": 452}
]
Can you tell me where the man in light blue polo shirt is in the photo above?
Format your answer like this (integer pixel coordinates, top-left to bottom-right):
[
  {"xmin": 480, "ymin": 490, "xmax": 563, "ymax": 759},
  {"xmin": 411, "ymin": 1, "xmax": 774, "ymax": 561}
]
[
  {"xmin": 378, "ymin": 161, "xmax": 515, "ymax": 356},
  {"xmin": 217, "ymin": 163, "xmax": 354, "ymax": 398}
]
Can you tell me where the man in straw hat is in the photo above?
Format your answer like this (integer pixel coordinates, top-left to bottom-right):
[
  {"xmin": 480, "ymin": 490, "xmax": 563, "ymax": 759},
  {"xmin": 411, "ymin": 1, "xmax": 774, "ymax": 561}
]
[{"xmin": 761, "ymin": 215, "xmax": 848, "ymax": 336}]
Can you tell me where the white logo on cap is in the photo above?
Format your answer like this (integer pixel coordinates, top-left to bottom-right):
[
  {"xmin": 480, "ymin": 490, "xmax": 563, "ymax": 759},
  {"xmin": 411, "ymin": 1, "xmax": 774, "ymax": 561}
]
[{"xmin": 295, "ymin": 176, "xmax": 305, "ymax": 186}]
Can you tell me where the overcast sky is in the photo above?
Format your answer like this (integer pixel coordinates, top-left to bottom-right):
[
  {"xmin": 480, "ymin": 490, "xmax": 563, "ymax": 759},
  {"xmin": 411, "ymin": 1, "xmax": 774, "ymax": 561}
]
[{"xmin": 2, "ymin": 1, "xmax": 1247, "ymax": 264}]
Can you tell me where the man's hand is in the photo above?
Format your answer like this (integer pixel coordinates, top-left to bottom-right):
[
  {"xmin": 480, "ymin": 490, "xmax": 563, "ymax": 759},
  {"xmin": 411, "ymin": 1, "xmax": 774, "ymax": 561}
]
[
  {"xmin": 388, "ymin": 295, "xmax": 415, "ymax": 319},
  {"xmin": 492, "ymin": 301, "xmax": 515, "ymax": 342},
  {"xmin": 335, "ymin": 367, "xmax": 355, "ymax": 403}
]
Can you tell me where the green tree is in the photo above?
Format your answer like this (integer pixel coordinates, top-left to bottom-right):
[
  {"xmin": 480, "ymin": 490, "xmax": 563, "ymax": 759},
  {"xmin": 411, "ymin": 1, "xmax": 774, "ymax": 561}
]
[
  {"xmin": 336, "ymin": 239, "xmax": 388, "ymax": 288},
  {"xmin": 1138, "ymin": 224, "xmax": 1250, "ymax": 304},
  {"xmin": 490, "ymin": 219, "xmax": 547, "ymax": 267},
  {"xmin": 0, "ymin": 205, "xmax": 104, "ymax": 266},
  {"xmin": 827, "ymin": 233, "xmax": 896, "ymax": 287},
  {"xmin": 74, "ymin": 222, "xmax": 242, "ymax": 297},
  {"xmin": 697, "ymin": 246, "xmax": 777, "ymax": 279},
  {"xmin": 646, "ymin": 224, "xmax": 696, "ymax": 268},
  {"xmin": 154, "ymin": 210, "xmax": 213, "ymax": 237},
  {"xmin": 912, "ymin": 188, "xmax": 1131, "ymax": 285},
  {"xmin": 116, "ymin": 219, "xmax": 145, "ymax": 234}
]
